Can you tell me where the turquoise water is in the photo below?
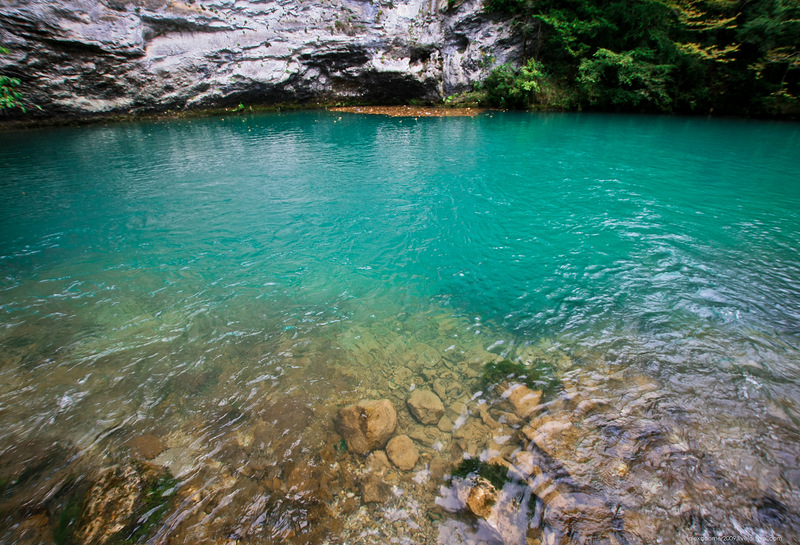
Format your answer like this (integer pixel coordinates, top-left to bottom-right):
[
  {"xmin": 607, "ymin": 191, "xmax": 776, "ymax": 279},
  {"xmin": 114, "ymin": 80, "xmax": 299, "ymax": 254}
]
[{"xmin": 1, "ymin": 112, "xmax": 799, "ymax": 543}]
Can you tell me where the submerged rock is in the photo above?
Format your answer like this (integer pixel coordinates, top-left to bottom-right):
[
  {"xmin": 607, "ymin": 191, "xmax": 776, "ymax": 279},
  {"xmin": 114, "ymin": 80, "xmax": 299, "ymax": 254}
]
[
  {"xmin": 78, "ymin": 465, "xmax": 143, "ymax": 544},
  {"xmin": 75, "ymin": 463, "xmax": 176, "ymax": 545},
  {"xmin": 7, "ymin": 512, "xmax": 50, "ymax": 545},
  {"xmin": 466, "ymin": 477, "xmax": 497, "ymax": 518},
  {"xmin": 366, "ymin": 450, "xmax": 392, "ymax": 475},
  {"xmin": 429, "ymin": 455, "xmax": 449, "ymax": 480},
  {"xmin": 360, "ymin": 473, "xmax": 391, "ymax": 504},
  {"xmin": 437, "ymin": 415, "xmax": 454, "ymax": 433},
  {"xmin": 407, "ymin": 389, "xmax": 445, "ymax": 425},
  {"xmin": 127, "ymin": 433, "xmax": 166, "ymax": 460},
  {"xmin": 386, "ymin": 435, "xmax": 420, "ymax": 471},
  {"xmin": 335, "ymin": 399, "xmax": 397, "ymax": 455},
  {"xmin": 503, "ymin": 383, "xmax": 543, "ymax": 420}
]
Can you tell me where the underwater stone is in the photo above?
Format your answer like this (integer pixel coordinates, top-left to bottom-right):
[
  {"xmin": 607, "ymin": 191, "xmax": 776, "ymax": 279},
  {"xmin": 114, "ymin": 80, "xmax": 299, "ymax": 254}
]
[
  {"xmin": 386, "ymin": 435, "xmax": 419, "ymax": 471},
  {"xmin": 360, "ymin": 473, "xmax": 391, "ymax": 504},
  {"xmin": 77, "ymin": 465, "xmax": 145, "ymax": 544},
  {"xmin": 522, "ymin": 417, "xmax": 573, "ymax": 457},
  {"xmin": 503, "ymin": 384, "xmax": 543, "ymax": 419},
  {"xmin": 366, "ymin": 450, "xmax": 392, "ymax": 475},
  {"xmin": 466, "ymin": 477, "xmax": 497, "ymax": 518},
  {"xmin": 407, "ymin": 389, "xmax": 445, "ymax": 425},
  {"xmin": 512, "ymin": 451, "xmax": 538, "ymax": 479},
  {"xmin": 429, "ymin": 455, "xmax": 448, "ymax": 480},
  {"xmin": 335, "ymin": 399, "xmax": 397, "ymax": 455},
  {"xmin": 127, "ymin": 433, "xmax": 166, "ymax": 460},
  {"xmin": 437, "ymin": 415, "xmax": 454, "ymax": 433}
]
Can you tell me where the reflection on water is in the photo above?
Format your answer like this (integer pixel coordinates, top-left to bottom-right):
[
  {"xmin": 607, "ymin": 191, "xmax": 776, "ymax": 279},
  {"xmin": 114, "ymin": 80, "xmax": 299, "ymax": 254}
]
[{"xmin": 1, "ymin": 112, "xmax": 799, "ymax": 544}]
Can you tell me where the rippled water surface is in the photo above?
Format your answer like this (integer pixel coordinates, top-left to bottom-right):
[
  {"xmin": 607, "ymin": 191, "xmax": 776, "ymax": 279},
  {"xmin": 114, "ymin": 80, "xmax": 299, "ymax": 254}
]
[{"xmin": 1, "ymin": 112, "xmax": 799, "ymax": 544}]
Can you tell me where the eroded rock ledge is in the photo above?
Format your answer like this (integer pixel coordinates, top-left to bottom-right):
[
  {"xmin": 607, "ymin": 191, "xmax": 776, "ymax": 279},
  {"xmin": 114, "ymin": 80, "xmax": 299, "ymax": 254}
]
[{"xmin": 0, "ymin": 0, "xmax": 520, "ymax": 119}]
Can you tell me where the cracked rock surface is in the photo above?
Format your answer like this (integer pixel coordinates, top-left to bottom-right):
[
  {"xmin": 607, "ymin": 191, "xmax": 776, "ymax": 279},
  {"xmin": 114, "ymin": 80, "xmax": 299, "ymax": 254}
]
[{"xmin": 0, "ymin": 0, "xmax": 520, "ymax": 118}]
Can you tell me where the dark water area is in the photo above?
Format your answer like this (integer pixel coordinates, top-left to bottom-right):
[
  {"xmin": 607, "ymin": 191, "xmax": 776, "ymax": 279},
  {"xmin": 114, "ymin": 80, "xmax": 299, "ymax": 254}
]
[{"xmin": 1, "ymin": 111, "xmax": 799, "ymax": 544}]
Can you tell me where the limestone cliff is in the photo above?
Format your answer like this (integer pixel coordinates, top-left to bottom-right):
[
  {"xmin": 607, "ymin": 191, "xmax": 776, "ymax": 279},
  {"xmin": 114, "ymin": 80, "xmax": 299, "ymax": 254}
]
[{"xmin": 0, "ymin": 0, "xmax": 520, "ymax": 118}]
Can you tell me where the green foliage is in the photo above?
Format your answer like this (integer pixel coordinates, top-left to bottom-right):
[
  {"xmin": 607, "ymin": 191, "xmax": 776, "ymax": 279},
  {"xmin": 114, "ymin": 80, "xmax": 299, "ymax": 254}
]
[
  {"xmin": 451, "ymin": 458, "xmax": 509, "ymax": 489},
  {"xmin": 578, "ymin": 48, "xmax": 674, "ymax": 110},
  {"xmin": 481, "ymin": 0, "xmax": 800, "ymax": 116},
  {"xmin": 1, "ymin": 46, "xmax": 38, "ymax": 113},
  {"xmin": 482, "ymin": 59, "xmax": 565, "ymax": 109},
  {"xmin": 482, "ymin": 64, "xmax": 522, "ymax": 107},
  {"xmin": 0, "ymin": 74, "xmax": 24, "ymax": 111}
]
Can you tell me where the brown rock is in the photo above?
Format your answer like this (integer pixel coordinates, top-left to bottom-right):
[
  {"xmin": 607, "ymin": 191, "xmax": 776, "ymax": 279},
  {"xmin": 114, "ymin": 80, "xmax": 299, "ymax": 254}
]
[
  {"xmin": 360, "ymin": 474, "xmax": 391, "ymax": 504},
  {"xmin": 504, "ymin": 384, "xmax": 542, "ymax": 419},
  {"xmin": 408, "ymin": 427, "xmax": 433, "ymax": 445},
  {"xmin": 386, "ymin": 435, "xmax": 419, "ymax": 471},
  {"xmin": 77, "ymin": 465, "xmax": 145, "ymax": 544},
  {"xmin": 9, "ymin": 512, "xmax": 50, "ymax": 545},
  {"xmin": 437, "ymin": 415, "xmax": 454, "ymax": 433},
  {"xmin": 512, "ymin": 451, "xmax": 538, "ymax": 479},
  {"xmin": 477, "ymin": 405, "xmax": 502, "ymax": 430},
  {"xmin": 407, "ymin": 389, "xmax": 445, "ymax": 425},
  {"xmin": 498, "ymin": 411, "xmax": 524, "ymax": 428},
  {"xmin": 429, "ymin": 455, "xmax": 448, "ymax": 480},
  {"xmin": 448, "ymin": 400, "xmax": 468, "ymax": 419},
  {"xmin": 287, "ymin": 465, "xmax": 329, "ymax": 500},
  {"xmin": 335, "ymin": 399, "xmax": 397, "ymax": 455},
  {"xmin": 466, "ymin": 477, "xmax": 497, "ymax": 518},
  {"xmin": 433, "ymin": 379, "xmax": 448, "ymax": 401},
  {"xmin": 522, "ymin": 418, "xmax": 573, "ymax": 455},
  {"xmin": 366, "ymin": 450, "xmax": 392, "ymax": 475},
  {"xmin": 126, "ymin": 433, "xmax": 165, "ymax": 460}
]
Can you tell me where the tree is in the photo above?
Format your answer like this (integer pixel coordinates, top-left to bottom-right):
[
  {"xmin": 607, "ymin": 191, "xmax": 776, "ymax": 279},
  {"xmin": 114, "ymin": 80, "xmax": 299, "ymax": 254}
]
[{"xmin": 481, "ymin": 0, "xmax": 800, "ymax": 116}]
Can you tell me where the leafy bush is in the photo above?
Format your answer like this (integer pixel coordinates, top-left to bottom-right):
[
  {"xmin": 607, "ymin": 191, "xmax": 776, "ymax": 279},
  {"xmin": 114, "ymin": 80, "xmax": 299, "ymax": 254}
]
[
  {"xmin": 1, "ymin": 46, "xmax": 37, "ymax": 113},
  {"xmin": 578, "ymin": 48, "xmax": 674, "ymax": 111},
  {"xmin": 481, "ymin": 59, "xmax": 552, "ymax": 108}
]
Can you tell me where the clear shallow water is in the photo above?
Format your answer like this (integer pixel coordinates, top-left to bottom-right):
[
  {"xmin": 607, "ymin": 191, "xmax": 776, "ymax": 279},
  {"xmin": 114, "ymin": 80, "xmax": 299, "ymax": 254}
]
[{"xmin": 1, "ymin": 111, "xmax": 799, "ymax": 544}]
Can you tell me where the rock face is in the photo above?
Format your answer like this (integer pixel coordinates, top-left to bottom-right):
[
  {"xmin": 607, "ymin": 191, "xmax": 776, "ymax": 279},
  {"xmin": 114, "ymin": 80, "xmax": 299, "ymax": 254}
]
[
  {"xmin": 335, "ymin": 399, "xmax": 397, "ymax": 455},
  {"xmin": 407, "ymin": 389, "xmax": 445, "ymax": 425},
  {"xmin": 0, "ymin": 0, "xmax": 521, "ymax": 119},
  {"xmin": 386, "ymin": 434, "xmax": 419, "ymax": 470}
]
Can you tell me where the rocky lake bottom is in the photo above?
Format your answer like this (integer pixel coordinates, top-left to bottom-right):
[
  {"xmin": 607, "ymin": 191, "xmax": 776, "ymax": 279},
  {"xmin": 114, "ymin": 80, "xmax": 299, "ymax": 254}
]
[{"xmin": 2, "ymin": 304, "xmax": 797, "ymax": 545}]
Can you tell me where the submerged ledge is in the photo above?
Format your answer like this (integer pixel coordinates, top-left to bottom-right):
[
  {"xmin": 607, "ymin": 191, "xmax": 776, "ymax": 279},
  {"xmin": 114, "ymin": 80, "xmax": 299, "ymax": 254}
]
[
  {"xmin": 0, "ymin": 102, "xmax": 488, "ymax": 130},
  {"xmin": 331, "ymin": 105, "xmax": 484, "ymax": 117}
]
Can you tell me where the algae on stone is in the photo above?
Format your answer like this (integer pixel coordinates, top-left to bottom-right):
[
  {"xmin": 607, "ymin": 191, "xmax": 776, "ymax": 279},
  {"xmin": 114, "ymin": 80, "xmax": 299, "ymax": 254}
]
[
  {"xmin": 451, "ymin": 458, "xmax": 509, "ymax": 490},
  {"xmin": 481, "ymin": 359, "xmax": 560, "ymax": 395}
]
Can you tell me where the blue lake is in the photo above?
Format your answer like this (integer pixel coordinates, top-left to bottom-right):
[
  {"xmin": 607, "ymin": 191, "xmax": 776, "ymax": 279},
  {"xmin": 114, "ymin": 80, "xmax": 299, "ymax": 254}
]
[{"xmin": 1, "ymin": 111, "xmax": 799, "ymax": 543}]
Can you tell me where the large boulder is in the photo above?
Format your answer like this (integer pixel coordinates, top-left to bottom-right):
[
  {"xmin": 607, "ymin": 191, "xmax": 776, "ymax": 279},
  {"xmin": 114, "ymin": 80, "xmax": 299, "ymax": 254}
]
[
  {"xmin": 407, "ymin": 389, "xmax": 445, "ymax": 425},
  {"xmin": 335, "ymin": 399, "xmax": 397, "ymax": 455},
  {"xmin": 386, "ymin": 435, "xmax": 420, "ymax": 471}
]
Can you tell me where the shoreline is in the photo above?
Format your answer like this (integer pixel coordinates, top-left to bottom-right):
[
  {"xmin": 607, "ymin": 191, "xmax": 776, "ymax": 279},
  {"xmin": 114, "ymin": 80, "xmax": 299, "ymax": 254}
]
[
  {"xmin": 3, "ymin": 100, "xmax": 798, "ymax": 132},
  {"xmin": 0, "ymin": 101, "xmax": 487, "ymax": 131},
  {"xmin": 330, "ymin": 105, "xmax": 485, "ymax": 117}
]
